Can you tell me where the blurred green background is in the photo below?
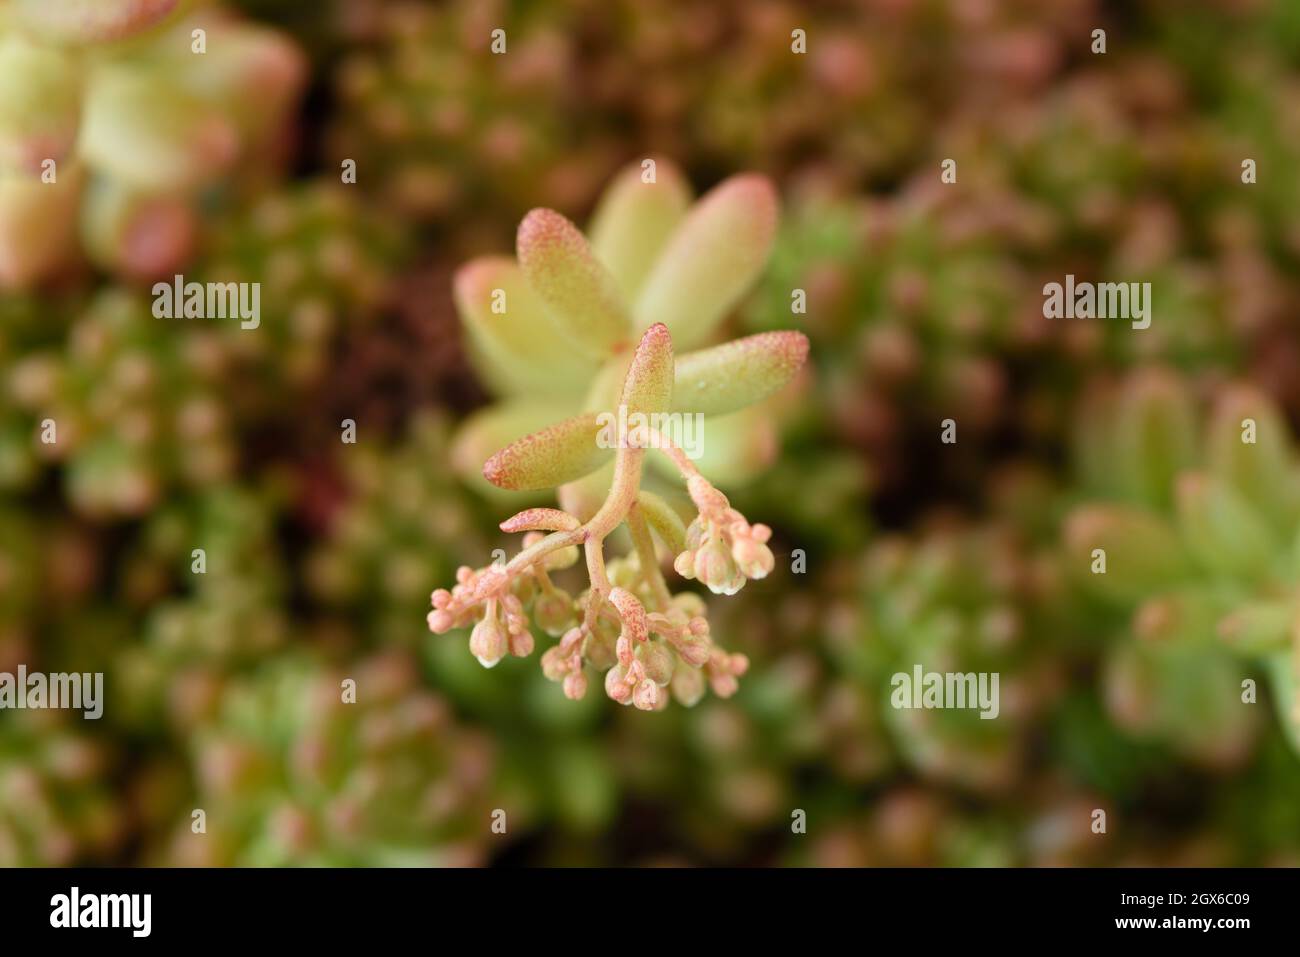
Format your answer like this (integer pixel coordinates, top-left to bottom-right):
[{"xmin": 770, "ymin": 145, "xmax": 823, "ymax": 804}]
[{"xmin": 2, "ymin": 0, "xmax": 1300, "ymax": 866}]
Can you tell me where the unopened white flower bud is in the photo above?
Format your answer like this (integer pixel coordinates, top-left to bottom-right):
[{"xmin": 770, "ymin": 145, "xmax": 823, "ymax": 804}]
[
  {"xmin": 632, "ymin": 678, "xmax": 661, "ymax": 711},
  {"xmin": 469, "ymin": 616, "xmax": 505, "ymax": 668}
]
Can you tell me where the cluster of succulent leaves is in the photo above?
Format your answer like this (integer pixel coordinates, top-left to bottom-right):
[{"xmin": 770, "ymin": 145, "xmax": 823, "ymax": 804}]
[
  {"xmin": 429, "ymin": 156, "xmax": 809, "ymax": 711},
  {"xmin": 1065, "ymin": 370, "xmax": 1300, "ymax": 764},
  {"xmin": 0, "ymin": 0, "xmax": 306, "ymax": 287}
]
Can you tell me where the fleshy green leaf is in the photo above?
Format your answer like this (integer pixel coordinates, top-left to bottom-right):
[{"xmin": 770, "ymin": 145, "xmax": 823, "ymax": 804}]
[
  {"xmin": 0, "ymin": 35, "xmax": 81, "ymax": 174},
  {"xmin": 588, "ymin": 157, "xmax": 691, "ymax": 301},
  {"xmin": 1206, "ymin": 385, "xmax": 1298, "ymax": 522},
  {"xmin": 11, "ymin": 0, "xmax": 179, "ymax": 44},
  {"xmin": 451, "ymin": 399, "xmax": 577, "ymax": 495},
  {"xmin": 1112, "ymin": 369, "xmax": 1197, "ymax": 509},
  {"xmin": 1218, "ymin": 600, "xmax": 1296, "ymax": 655},
  {"xmin": 0, "ymin": 163, "xmax": 82, "ymax": 289},
  {"xmin": 619, "ymin": 323, "xmax": 674, "ymax": 420},
  {"xmin": 559, "ymin": 459, "xmax": 615, "ymax": 524},
  {"xmin": 79, "ymin": 66, "xmax": 238, "ymax": 190},
  {"xmin": 1266, "ymin": 652, "xmax": 1300, "ymax": 757},
  {"xmin": 637, "ymin": 491, "xmax": 686, "ymax": 554},
  {"xmin": 483, "ymin": 412, "xmax": 613, "ymax": 491},
  {"xmin": 581, "ymin": 352, "xmax": 633, "ymax": 416},
  {"xmin": 648, "ymin": 405, "xmax": 777, "ymax": 487},
  {"xmin": 516, "ymin": 207, "xmax": 630, "ymax": 358},
  {"xmin": 1175, "ymin": 472, "xmax": 1278, "ymax": 579},
  {"xmin": 1064, "ymin": 504, "xmax": 1192, "ymax": 604},
  {"xmin": 672, "ymin": 331, "xmax": 809, "ymax": 417},
  {"xmin": 634, "ymin": 173, "xmax": 778, "ymax": 351},
  {"xmin": 453, "ymin": 256, "xmax": 595, "ymax": 398}
]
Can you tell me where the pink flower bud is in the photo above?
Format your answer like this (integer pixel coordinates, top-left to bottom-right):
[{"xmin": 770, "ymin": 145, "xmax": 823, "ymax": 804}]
[
  {"xmin": 540, "ymin": 645, "xmax": 570, "ymax": 681},
  {"xmin": 533, "ymin": 589, "xmax": 576, "ymax": 637},
  {"xmin": 732, "ymin": 537, "xmax": 774, "ymax": 580},
  {"xmin": 560, "ymin": 626, "xmax": 585, "ymax": 651},
  {"xmin": 427, "ymin": 609, "xmax": 453, "ymax": 633},
  {"xmin": 710, "ymin": 673, "xmax": 739, "ymax": 698},
  {"xmin": 469, "ymin": 616, "xmax": 505, "ymax": 668},
  {"xmin": 605, "ymin": 665, "xmax": 633, "ymax": 704},
  {"xmin": 695, "ymin": 538, "xmax": 739, "ymax": 594},
  {"xmin": 640, "ymin": 641, "xmax": 674, "ymax": 685},
  {"xmin": 673, "ymin": 634, "xmax": 712, "ymax": 668},
  {"xmin": 632, "ymin": 678, "xmax": 661, "ymax": 711},
  {"xmin": 673, "ymin": 549, "xmax": 697, "ymax": 579},
  {"xmin": 507, "ymin": 627, "xmax": 534, "ymax": 658},
  {"xmin": 563, "ymin": 671, "xmax": 588, "ymax": 700},
  {"xmin": 670, "ymin": 665, "xmax": 706, "ymax": 707}
]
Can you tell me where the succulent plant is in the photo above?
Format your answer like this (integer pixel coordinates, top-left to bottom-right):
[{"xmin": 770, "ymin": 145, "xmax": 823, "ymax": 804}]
[
  {"xmin": 847, "ymin": 520, "xmax": 1067, "ymax": 794},
  {"xmin": 196, "ymin": 180, "xmax": 409, "ymax": 395},
  {"xmin": 0, "ymin": 2, "xmax": 306, "ymax": 287},
  {"xmin": 327, "ymin": 0, "xmax": 616, "ymax": 230},
  {"xmin": 6, "ymin": 288, "xmax": 237, "ymax": 516},
  {"xmin": 159, "ymin": 650, "xmax": 494, "ymax": 866},
  {"xmin": 306, "ymin": 410, "xmax": 487, "ymax": 646},
  {"xmin": 429, "ymin": 159, "xmax": 808, "ymax": 710},
  {"xmin": 0, "ymin": 710, "xmax": 123, "ymax": 866},
  {"xmin": 1064, "ymin": 369, "xmax": 1299, "ymax": 763}
]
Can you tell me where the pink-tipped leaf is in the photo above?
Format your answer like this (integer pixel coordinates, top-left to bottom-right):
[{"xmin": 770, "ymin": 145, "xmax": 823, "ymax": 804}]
[
  {"xmin": 588, "ymin": 158, "xmax": 692, "ymax": 301},
  {"xmin": 633, "ymin": 174, "xmax": 778, "ymax": 351},
  {"xmin": 672, "ymin": 331, "xmax": 808, "ymax": 417},
  {"xmin": 483, "ymin": 412, "xmax": 613, "ymax": 491},
  {"xmin": 517, "ymin": 207, "xmax": 630, "ymax": 358}
]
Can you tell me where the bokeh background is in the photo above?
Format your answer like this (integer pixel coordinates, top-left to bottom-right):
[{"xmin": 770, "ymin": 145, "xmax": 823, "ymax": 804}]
[{"xmin": 3, "ymin": 0, "xmax": 1300, "ymax": 866}]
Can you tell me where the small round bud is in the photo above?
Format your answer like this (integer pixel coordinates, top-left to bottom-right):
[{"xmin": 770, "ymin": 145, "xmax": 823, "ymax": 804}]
[
  {"xmin": 469, "ymin": 616, "xmax": 505, "ymax": 668},
  {"xmin": 563, "ymin": 671, "xmax": 588, "ymax": 700},
  {"xmin": 674, "ymin": 550, "xmax": 696, "ymax": 579},
  {"xmin": 694, "ymin": 538, "xmax": 735, "ymax": 592},
  {"xmin": 674, "ymin": 635, "xmax": 712, "ymax": 667},
  {"xmin": 507, "ymin": 628, "xmax": 534, "ymax": 658},
  {"xmin": 640, "ymin": 641, "xmax": 674, "ymax": 686},
  {"xmin": 632, "ymin": 678, "xmax": 661, "ymax": 711},
  {"xmin": 540, "ymin": 645, "xmax": 570, "ymax": 681},
  {"xmin": 533, "ymin": 589, "xmax": 576, "ymax": 637},
  {"xmin": 670, "ymin": 665, "xmax": 706, "ymax": 707},
  {"xmin": 605, "ymin": 665, "xmax": 632, "ymax": 704},
  {"xmin": 711, "ymin": 673, "xmax": 739, "ymax": 698}
]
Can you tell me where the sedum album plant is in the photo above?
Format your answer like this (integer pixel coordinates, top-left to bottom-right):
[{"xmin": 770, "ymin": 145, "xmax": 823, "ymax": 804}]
[
  {"xmin": 1065, "ymin": 370, "xmax": 1300, "ymax": 763},
  {"xmin": 428, "ymin": 160, "xmax": 809, "ymax": 710}
]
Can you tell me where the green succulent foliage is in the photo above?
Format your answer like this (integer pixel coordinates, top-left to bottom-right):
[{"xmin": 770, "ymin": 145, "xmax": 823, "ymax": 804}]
[
  {"xmin": 0, "ymin": 711, "xmax": 123, "ymax": 866},
  {"xmin": 101, "ymin": 483, "xmax": 290, "ymax": 733},
  {"xmin": 0, "ymin": 3, "xmax": 306, "ymax": 287},
  {"xmin": 6, "ymin": 289, "xmax": 237, "ymax": 516},
  {"xmin": 451, "ymin": 157, "xmax": 805, "ymax": 502},
  {"xmin": 159, "ymin": 651, "xmax": 494, "ymax": 866},
  {"xmin": 1066, "ymin": 369, "xmax": 1300, "ymax": 761},
  {"xmin": 326, "ymin": 0, "xmax": 610, "ymax": 227},
  {"xmin": 849, "ymin": 523, "xmax": 1065, "ymax": 794},
  {"xmin": 307, "ymin": 411, "xmax": 488, "ymax": 645},
  {"xmin": 198, "ymin": 180, "xmax": 410, "ymax": 393}
]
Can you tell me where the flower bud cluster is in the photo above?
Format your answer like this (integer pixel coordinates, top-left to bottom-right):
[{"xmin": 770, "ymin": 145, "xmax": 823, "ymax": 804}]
[{"xmin": 674, "ymin": 475, "xmax": 775, "ymax": 595}]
